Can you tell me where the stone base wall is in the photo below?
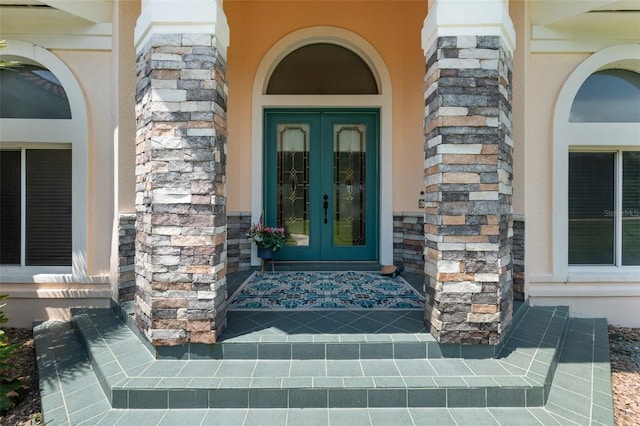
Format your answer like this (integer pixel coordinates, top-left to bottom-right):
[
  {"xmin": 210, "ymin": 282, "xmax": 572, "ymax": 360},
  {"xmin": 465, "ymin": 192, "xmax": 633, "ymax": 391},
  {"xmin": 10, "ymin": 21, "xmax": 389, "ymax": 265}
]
[
  {"xmin": 117, "ymin": 214, "xmax": 137, "ymax": 302},
  {"xmin": 227, "ymin": 212, "xmax": 252, "ymax": 272},
  {"xmin": 393, "ymin": 213, "xmax": 425, "ymax": 274},
  {"xmin": 513, "ymin": 215, "xmax": 524, "ymax": 301}
]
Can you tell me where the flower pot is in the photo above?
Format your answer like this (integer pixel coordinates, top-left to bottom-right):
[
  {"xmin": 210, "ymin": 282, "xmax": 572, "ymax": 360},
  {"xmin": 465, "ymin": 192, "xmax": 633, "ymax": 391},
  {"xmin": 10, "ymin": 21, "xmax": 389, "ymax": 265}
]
[{"xmin": 257, "ymin": 247, "xmax": 275, "ymax": 260}]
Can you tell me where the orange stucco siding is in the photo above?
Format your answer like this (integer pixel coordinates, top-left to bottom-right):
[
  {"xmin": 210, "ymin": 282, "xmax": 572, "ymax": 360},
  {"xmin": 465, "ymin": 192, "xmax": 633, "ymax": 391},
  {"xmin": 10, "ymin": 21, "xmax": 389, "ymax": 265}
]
[{"xmin": 224, "ymin": 0, "xmax": 428, "ymax": 212}]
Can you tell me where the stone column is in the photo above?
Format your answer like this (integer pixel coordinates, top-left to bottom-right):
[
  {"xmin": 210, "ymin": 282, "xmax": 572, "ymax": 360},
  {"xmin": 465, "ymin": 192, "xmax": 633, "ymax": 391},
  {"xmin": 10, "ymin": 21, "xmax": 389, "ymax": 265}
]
[
  {"xmin": 422, "ymin": 0, "xmax": 515, "ymax": 345},
  {"xmin": 134, "ymin": 0, "xmax": 230, "ymax": 346}
]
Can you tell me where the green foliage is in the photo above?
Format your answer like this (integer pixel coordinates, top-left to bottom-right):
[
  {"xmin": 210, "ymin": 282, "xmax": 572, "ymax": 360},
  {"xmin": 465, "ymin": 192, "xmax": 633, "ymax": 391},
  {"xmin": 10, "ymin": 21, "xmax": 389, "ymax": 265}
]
[
  {"xmin": 0, "ymin": 295, "xmax": 25, "ymax": 412},
  {"xmin": 248, "ymin": 221, "xmax": 286, "ymax": 252},
  {"xmin": 0, "ymin": 40, "xmax": 21, "ymax": 70}
]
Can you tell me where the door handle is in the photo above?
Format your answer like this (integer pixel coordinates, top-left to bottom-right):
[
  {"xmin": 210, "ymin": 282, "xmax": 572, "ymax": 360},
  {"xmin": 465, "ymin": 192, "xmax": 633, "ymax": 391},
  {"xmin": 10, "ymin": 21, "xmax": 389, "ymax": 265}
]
[{"xmin": 323, "ymin": 194, "xmax": 328, "ymax": 224}]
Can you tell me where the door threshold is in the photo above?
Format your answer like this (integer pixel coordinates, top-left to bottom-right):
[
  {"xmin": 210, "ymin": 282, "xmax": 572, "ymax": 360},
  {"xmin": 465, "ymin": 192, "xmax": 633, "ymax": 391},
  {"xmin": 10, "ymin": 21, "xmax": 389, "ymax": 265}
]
[{"xmin": 268, "ymin": 261, "xmax": 380, "ymax": 272}]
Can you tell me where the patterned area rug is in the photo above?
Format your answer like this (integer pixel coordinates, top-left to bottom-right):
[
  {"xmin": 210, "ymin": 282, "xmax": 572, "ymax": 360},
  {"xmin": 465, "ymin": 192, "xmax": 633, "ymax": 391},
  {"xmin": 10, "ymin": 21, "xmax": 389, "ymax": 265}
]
[{"xmin": 227, "ymin": 271, "xmax": 424, "ymax": 310}]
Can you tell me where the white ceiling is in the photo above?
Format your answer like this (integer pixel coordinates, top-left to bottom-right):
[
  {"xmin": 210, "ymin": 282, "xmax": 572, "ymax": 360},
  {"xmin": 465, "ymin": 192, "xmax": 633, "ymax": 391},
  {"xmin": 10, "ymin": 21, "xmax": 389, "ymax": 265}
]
[
  {"xmin": 0, "ymin": 0, "xmax": 113, "ymax": 24},
  {"xmin": 530, "ymin": 0, "xmax": 640, "ymax": 26}
]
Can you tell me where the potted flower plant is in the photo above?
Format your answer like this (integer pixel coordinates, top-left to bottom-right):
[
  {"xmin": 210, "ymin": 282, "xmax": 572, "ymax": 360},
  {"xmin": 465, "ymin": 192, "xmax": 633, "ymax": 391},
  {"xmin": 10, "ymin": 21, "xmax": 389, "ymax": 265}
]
[{"xmin": 247, "ymin": 220, "xmax": 286, "ymax": 259}]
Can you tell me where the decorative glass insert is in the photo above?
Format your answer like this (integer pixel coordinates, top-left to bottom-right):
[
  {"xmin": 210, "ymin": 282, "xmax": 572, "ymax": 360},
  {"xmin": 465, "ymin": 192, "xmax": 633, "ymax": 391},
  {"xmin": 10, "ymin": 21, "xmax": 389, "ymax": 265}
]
[
  {"xmin": 277, "ymin": 124, "xmax": 310, "ymax": 246},
  {"xmin": 0, "ymin": 64, "xmax": 71, "ymax": 119},
  {"xmin": 570, "ymin": 69, "xmax": 640, "ymax": 123},
  {"xmin": 266, "ymin": 43, "xmax": 378, "ymax": 95},
  {"xmin": 568, "ymin": 152, "xmax": 615, "ymax": 265},
  {"xmin": 623, "ymin": 151, "xmax": 640, "ymax": 265},
  {"xmin": 333, "ymin": 124, "xmax": 366, "ymax": 246}
]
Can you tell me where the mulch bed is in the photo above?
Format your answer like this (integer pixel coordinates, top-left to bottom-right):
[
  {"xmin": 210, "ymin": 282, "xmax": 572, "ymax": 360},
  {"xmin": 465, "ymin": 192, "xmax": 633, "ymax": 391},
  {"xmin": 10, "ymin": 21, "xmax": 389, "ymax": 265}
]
[
  {"xmin": 0, "ymin": 326, "xmax": 638, "ymax": 425},
  {"xmin": 0, "ymin": 328, "xmax": 41, "ymax": 426},
  {"xmin": 609, "ymin": 326, "xmax": 640, "ymax": 426}
]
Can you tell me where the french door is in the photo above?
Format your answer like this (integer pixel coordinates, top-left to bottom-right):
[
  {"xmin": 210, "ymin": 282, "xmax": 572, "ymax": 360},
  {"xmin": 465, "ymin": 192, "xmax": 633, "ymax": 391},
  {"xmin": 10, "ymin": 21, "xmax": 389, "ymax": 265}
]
[{"xmin": 264, "ymin": 109, "xmax": 379, "ymax": 261}]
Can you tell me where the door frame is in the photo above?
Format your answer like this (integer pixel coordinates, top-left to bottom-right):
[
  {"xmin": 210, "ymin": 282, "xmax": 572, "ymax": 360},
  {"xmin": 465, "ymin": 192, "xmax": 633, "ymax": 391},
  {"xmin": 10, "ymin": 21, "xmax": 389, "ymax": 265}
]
[
  {"xmin": 250, "ymin": 27, "xmax": 394, "ymax": 266},
  {"xmin": 263, "ymin": 108, "xmax": 380, "ymax": 261}
]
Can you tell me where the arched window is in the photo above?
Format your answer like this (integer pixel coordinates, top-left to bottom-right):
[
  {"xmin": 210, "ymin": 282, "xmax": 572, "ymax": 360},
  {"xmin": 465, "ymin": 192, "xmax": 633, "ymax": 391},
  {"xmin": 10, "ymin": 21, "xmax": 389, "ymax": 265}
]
[
  {"xmin": 553, "ymin": 44, "xmax": 640, "ymax": 277},
  {"xmin": 570, "ymin": 69, "xmax": 640, "ymax": 123},
  {"xmin": 567, "ymin": 69, "xmax": 640, "ymax": 267},
  {"xmin": 0, "ymin": 64, "xmax": 71, "ymax": 119},
  {"xmin": 267, "ymin": 43, "xmax": 379, "ymax": 95},
  {"xmin": 0, "ymin": 63, "xmax": 72, "ymax": 266},
  {"xmin": 0, "ymin": 40, "xmax": 88, "ymax": 280}
]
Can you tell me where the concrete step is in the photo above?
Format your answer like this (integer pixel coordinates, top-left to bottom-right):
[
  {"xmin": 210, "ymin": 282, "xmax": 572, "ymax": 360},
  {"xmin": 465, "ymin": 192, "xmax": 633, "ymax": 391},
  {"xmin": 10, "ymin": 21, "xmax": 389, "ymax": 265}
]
[
  {"xmin": 112, "ymin": 302, "xmax": 527, "ymax": 361},
  {"xmin": 35, "ymin": 307, "xmax": 614, "ymax": 425},
  {"xmin": 60, "ymin": 303, "xmax": 571, "ymax": 409}
]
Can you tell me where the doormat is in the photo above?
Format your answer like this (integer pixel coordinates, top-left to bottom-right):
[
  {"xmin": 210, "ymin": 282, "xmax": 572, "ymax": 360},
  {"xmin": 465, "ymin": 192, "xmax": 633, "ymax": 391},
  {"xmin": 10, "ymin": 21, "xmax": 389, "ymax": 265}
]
[{"xmin": 227, "ymin": 271, "xmax": 424, "ymax": 310}]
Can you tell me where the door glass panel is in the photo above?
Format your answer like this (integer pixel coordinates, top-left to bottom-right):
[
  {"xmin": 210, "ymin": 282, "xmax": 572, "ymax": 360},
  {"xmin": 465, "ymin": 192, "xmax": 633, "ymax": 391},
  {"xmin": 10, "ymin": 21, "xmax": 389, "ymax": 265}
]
[
  {"xmin": 277, "ymin": 124, "xmax": 310, "ymax": 246},
  {"xmin": 334, "ymin": 124, "xmax": 366, "ymax": 246}
]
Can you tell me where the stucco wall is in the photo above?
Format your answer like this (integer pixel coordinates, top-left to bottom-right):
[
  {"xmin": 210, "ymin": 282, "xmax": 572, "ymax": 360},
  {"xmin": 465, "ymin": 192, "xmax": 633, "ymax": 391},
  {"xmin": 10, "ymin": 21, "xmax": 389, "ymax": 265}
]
[
  {"xmin": 1, "ymin": 46, "xmax": 115, "ymax": 326},
  {"xmin": 524, "ymin": 53, "xmax": 588, "ymax": 278},
  {"xmin": 524, "ymin": 48, "xmax": 639, "ymax": 327},
  {"xmin": 510, "ymin": 0, "xmax": 525, "ymax": 217},
  {"xmin": 223, "ymin": 0, "xmax": 427, "ymax": 213},
  {"xmin": 115, "ymin": 0, "xmax": 140, "ymax": 214},
  {"xmin": 53, "ymin": 50, "xmax": 114, "ymax": 276}
]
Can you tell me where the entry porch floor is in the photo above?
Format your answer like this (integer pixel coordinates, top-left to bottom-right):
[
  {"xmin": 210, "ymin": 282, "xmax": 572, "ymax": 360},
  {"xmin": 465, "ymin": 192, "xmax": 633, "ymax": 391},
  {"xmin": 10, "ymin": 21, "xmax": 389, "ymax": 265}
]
[{"xmin": 34, "ymin": 268, "xmax": 614, "ymax": 425}]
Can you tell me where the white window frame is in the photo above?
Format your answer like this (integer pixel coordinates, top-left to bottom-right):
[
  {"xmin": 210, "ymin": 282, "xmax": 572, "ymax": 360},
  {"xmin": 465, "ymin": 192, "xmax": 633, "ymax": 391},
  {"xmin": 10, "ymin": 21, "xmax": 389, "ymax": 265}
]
[
  {"xmin": 553, "ymin": 44, "xmax": 640, "ymax": 282},
  {"xmin": 568, "ymin": 148, "xmax": 640, "ymax": 267},
  {"xmin": 0, "ymin": 40, "xmax": 88, "ymax": 283}
]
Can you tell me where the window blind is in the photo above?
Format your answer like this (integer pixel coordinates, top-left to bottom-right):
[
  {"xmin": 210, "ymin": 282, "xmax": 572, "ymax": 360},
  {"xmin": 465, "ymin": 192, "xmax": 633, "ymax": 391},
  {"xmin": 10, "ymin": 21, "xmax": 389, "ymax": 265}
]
[{"xmin": 25, "ymin": 149, "xmax": 72, "ymax": 266}]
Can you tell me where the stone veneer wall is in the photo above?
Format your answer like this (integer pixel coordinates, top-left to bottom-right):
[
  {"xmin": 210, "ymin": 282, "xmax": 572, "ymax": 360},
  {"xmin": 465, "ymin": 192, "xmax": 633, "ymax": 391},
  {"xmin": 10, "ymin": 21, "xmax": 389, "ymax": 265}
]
[
  {"xmin": 423, "ymin": 35, "xmax": 514, "ymax": 345},
  {"xmin": 134, "ymin": 33, "xmax": 228, "ymax": 346},
  {"xmin": 393, "ymin": 213, "xmax": 425, "ymax": 274},
  {"xmin": 227, "ymin": 212, "xmax": 252, "ymax": 273},
  {"xmin": 117, "ymin": 214, "xmax": 137, "ymax": 302},
  {"xmin": 512, "ymin": 215, "xmax": 524, "ymax": 301}
]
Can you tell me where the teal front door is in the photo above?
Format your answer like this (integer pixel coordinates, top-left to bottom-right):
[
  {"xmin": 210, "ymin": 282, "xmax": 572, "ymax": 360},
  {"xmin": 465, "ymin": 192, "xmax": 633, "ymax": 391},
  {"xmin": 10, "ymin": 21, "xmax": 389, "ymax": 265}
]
[{"xmin": 264, "ymin": 109, "xmax": 379, "ymax": 261}]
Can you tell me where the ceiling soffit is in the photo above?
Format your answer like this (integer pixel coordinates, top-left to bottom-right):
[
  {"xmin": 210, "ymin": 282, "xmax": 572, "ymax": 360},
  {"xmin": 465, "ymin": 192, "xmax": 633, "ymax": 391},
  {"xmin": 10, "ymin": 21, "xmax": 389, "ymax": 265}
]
[{"xmin": 530, "ymin": 0, "xmax": 640, "ymax": 52}]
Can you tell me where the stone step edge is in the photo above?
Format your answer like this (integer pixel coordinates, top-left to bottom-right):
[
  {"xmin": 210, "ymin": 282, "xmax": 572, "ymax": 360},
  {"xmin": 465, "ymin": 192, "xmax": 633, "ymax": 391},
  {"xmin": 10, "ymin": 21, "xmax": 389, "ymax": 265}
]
[
  {"xmin": 70, "ymin": 306, "xmax": 569, "ymax": 410},
  {"xmin": 498, "ymin": 304, "xmax": 570, "ymax": 407},
  {"xmin": 108, "ymin": 384, "xmax": 547, "ymax": 409},
  {"xmin": 111, "ymin": 301, "xmax": 506, "ymax": 361}
]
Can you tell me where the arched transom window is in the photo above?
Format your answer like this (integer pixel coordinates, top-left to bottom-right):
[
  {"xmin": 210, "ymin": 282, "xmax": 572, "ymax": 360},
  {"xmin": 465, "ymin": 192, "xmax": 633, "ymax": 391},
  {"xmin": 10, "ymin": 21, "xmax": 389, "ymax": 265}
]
[
  {"xmin": 0, "ymin": 64, "xmax": 71, "ymax": 119},
  {"xmin": 267, "ymin": 43, "xmax": 379, "ymax": 95},
  {"xmin": 570, "ymin": 69, "xmax": 640, "ymax": 123}
]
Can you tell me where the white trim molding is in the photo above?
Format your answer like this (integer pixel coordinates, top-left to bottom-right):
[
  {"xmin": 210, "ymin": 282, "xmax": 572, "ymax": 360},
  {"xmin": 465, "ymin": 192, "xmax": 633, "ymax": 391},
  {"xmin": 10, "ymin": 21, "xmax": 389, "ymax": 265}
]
[
  {"xmin": 530, "ymin": 1, "xmax": 640, "ymax": 53},
  {"xmin": 422, "ymin": 0, "xmax": 516, "ymax": 54},
  {"xmin": 40, "ymin": 0, "xmax": 113, "ymax": 24},
  {"xmin": 0, "ymin": 7, "xmax": 112, "ymax": 50},
  {"xmin": 0, "ymin": 39, "xmax": 89, "ymax": 283},
  {"xmin": 134, "ymin": 0, "xmax": 230, "ymax": 55},
  {"xmin": 551, "ymin": 43, "xmax": 640, "ymax": 283},
  {"xmin": 251, "ymin": 26, "xmax": 394, "ymax": 266},
  {"xmin": 0, "ymin": 282, "xmax": 111, "ymax": 328},
  {"xmin": 528, "ymin": 276, "xmax": 640, "ymax": 327}
]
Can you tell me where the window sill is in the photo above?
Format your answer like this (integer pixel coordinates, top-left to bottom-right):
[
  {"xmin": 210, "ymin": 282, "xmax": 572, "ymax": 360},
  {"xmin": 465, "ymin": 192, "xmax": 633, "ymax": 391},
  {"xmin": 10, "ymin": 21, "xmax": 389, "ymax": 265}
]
[
  {"xmin": 0, "ymin": 266, "xmax": 109, "ymax": 284},
  {"xmin": 529, "ymin": 273, "xmax": 640, "ymax": 298},
  {"xmin": 567, "ymin": 266, "xmax": 640, "ymax": 283}
]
